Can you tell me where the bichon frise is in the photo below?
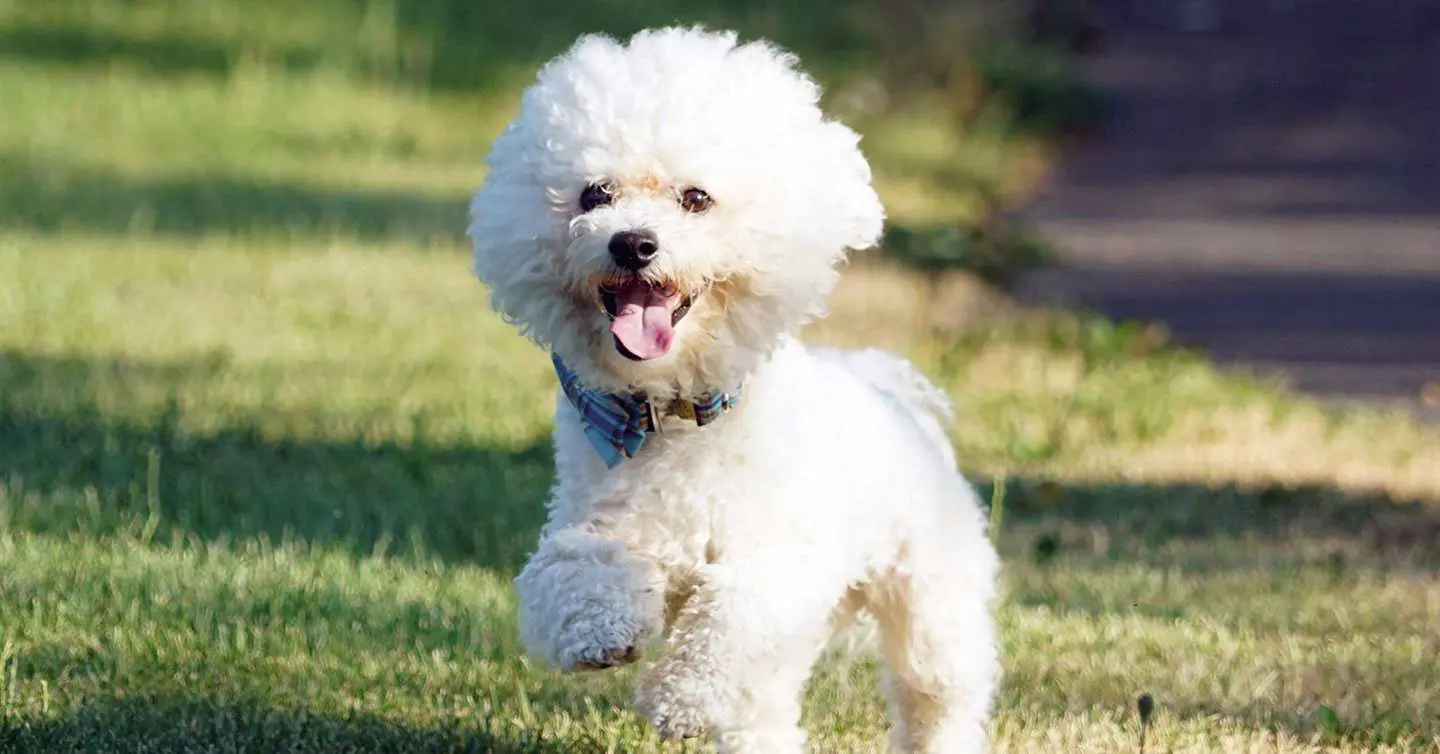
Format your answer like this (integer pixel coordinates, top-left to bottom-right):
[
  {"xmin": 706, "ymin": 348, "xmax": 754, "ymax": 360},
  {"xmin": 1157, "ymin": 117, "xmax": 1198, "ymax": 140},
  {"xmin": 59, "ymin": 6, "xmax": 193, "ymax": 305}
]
[{"xmin": 468, "ymin": 27, "xmax": 1000, "ymax": 753}]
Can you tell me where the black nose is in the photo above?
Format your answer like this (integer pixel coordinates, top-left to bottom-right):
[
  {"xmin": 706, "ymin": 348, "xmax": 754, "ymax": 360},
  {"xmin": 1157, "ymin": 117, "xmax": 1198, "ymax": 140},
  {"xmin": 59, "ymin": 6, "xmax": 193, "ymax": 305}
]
[{"xmin": 608, "ymin": 229, "xmax": 659, "ymax": 271}]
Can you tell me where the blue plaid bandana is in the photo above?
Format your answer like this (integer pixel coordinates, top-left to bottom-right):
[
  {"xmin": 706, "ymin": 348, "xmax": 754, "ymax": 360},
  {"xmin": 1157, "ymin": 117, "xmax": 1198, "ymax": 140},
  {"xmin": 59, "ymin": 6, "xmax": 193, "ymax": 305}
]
[{"xmin": 552, "ymin": 353, "xmax": 739, "ymax": 468}]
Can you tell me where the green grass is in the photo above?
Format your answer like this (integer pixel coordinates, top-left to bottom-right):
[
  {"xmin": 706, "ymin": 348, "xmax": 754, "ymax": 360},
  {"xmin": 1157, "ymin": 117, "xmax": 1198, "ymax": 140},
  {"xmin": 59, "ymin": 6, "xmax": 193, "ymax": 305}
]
[{"xmin": 2, "ymin": 1, "xmax": 1439, "ymax": 752}]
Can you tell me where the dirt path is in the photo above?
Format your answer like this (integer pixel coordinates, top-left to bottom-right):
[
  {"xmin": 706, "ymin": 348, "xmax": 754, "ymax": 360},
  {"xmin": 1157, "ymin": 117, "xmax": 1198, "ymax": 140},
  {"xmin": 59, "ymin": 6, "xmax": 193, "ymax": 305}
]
[{"xmin": 1015, "ymin": 0, "xmax": 1440, "ymax": 420}]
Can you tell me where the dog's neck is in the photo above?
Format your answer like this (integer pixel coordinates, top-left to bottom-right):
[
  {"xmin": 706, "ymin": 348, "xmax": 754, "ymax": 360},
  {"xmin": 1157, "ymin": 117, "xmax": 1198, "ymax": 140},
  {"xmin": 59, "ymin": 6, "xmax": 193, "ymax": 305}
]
[{"xmin": 551, "ymin": 353, "xmax": 741, "ymax": 468}]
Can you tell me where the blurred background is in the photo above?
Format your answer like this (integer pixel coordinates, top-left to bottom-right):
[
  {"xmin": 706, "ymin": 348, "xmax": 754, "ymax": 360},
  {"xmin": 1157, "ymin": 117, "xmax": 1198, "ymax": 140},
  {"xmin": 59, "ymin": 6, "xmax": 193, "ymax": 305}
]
[{"xmin": 1, "ymin": 1, "xmax": 1436, "ymax": 751}]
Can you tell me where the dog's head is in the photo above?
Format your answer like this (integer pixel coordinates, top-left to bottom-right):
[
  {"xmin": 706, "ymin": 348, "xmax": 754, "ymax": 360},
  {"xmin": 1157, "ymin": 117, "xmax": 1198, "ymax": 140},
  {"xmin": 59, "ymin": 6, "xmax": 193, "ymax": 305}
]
[{"xmin": 470, "ymin": 27, "xmax": 884, "ymax": 398}]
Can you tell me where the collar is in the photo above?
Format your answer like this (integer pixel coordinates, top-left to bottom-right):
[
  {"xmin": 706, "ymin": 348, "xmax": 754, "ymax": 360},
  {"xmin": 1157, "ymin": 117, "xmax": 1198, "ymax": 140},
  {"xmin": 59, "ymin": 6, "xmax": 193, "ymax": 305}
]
[{"xmin": 552, "ymin": 353, "xmax": 740, "ymax": 468}]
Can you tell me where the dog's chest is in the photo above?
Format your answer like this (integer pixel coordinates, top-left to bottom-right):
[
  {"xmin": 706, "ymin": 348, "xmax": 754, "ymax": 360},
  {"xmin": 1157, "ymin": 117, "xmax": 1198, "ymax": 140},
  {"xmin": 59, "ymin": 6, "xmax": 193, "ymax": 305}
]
[
  {"xmin": 585, "ymin": 439, "xmax": 745, "ymax": 557},
  {"xmin": 584, "ymin": 481, "xmax": 712, "ymax": 569}
]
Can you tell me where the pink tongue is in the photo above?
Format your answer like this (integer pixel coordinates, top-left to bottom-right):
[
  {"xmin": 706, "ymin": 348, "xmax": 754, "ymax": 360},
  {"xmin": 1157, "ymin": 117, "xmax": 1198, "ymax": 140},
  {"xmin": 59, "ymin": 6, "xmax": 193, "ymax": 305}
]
[{"xmin": 609, "ymin": 282, "xmax": 679, "ymax": 360}]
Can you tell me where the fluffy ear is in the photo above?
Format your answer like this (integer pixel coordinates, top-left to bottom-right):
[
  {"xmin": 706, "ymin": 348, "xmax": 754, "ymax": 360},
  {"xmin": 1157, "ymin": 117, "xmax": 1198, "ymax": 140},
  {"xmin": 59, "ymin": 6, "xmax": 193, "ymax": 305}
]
[
  {"xmin": 821, "ymin": 120, "xmax": 886, "ymax": 253},
  {"xmin": 467, "ymin": 151, "xmax": 562, "ymax": 343},
  {"xmin": 467, "ymin": 172, "xmax": 525, "ymax": 299}
]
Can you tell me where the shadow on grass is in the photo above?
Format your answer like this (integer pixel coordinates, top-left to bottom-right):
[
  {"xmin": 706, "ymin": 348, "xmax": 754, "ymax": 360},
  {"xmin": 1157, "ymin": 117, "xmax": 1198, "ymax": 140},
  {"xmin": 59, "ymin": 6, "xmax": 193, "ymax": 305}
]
[
  {"xmin": 0, "ymin": 154, "xmax": 468, "ymax": 242},
  {"xmin": 0, "ymin": 23, "xmax": 319, "ymax": 79},
  {"xmin": 4, "ymin": 1, "xmax": 1107, "ymax": 139},
  {"xmin": 0, "ymin": 693, "xmax": 582, "ymax": 754},
  {"xmin": 985, "ymin": 475, "xmax": 1439, "ymax": 561},
  {"xmin": 0, "ymin": 350, "xmax": 553, "ymax": 572},
  {"xmin": 368, "ymin": 0, "xmax": 877, "ymax": 93},
  {"xmin": 0, "ymin": 1, "xmax": 872, "ymax": 93}
]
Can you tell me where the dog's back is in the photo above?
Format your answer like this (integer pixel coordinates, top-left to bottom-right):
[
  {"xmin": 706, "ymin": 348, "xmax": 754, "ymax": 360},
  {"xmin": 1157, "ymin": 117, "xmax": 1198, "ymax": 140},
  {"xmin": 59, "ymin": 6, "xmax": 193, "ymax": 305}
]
[{"xmin": 810, "ymin": 346, "xmax": 958, "ymax": 470}]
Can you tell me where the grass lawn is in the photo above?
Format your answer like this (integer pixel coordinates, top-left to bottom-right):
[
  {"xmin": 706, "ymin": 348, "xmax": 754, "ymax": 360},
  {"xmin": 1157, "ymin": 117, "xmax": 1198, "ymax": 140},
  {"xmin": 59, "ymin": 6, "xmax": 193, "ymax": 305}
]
[{"xmin": 2, "ymin": 1, "xmax": 1439, "ymax": 752}]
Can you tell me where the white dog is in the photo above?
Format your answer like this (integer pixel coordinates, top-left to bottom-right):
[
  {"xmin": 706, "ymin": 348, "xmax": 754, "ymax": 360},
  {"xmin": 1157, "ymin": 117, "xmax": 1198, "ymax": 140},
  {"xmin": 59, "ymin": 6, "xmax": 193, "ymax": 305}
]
[{"xmin": 468, "ymin": 27, "xmax": 999, "ymax": 753}]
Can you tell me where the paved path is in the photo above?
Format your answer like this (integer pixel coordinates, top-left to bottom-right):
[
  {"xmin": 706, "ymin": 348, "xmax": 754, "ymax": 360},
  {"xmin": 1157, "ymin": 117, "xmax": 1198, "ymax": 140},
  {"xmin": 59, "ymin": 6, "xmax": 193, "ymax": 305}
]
[{"xmin": 1015, "ymin": 0, "xmax": 1440, "ymax": 420}]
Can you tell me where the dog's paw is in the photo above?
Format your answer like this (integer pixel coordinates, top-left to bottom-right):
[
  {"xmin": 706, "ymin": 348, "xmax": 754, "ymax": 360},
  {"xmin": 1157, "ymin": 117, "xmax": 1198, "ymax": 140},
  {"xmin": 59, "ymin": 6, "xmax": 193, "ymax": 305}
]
[
  {"xmin": 513, "ymin": 540, "xmax": 667, "ymax": 673},
  {"xmin": 571, "ymin": 642, "xmax": 640, "ymax": 671},
  {"xmin": 553, "ymin": 603, "xmax": 661, "ymax": 673}
]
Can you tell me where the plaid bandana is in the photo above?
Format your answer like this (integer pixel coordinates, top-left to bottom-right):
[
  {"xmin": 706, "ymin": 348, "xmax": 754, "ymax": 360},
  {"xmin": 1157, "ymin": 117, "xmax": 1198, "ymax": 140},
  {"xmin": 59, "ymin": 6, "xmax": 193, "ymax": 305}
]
[{"xmin": 552, "ymin": 353, "xmax": 740, "ymax": 468}]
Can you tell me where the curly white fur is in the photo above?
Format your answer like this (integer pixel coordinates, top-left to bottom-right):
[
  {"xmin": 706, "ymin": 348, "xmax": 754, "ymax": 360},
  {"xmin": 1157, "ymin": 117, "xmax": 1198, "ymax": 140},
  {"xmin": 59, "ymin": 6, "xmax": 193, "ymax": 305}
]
[{"xmin": 469, "ymin": 27, "xmax": 1000, "ymax": 753}]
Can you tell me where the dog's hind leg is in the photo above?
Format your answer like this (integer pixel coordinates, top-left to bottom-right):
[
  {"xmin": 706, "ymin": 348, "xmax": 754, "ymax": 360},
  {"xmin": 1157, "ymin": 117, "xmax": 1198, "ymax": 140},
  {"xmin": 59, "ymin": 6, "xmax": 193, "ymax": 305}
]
[{"xmin": 866, "ymin": 534, "xmax": 1000, "ymax": 753}]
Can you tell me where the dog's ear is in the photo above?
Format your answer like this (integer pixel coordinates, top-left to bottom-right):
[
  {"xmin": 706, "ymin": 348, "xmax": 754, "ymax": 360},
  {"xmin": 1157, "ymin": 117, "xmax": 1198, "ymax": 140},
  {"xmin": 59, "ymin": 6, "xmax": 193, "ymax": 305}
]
[
  {"xmin": 820, "ymin": 121, "xmax": 886, "ymax": 254},
  {"xmin": 467, "ymin": 165, "xmax": 564, "ymax": 345}
]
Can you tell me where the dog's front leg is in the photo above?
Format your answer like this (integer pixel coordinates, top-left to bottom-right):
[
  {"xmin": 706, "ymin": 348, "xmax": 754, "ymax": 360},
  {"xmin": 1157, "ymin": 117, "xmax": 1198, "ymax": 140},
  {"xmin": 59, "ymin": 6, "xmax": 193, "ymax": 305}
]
[
  {"xmin": 636, "ymin": 561, "xmax": 835, "ymax": 754},
  {"xmin": 514, "ymin": 527, "xmax": 667, "ymax": 672}
]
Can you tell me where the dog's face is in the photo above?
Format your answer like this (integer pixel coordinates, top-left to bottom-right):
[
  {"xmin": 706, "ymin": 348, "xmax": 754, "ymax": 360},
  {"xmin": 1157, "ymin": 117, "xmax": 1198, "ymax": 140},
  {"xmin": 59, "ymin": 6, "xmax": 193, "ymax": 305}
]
[{"xmin": 470, "ymin": 27, "xmax": 884, "ymax": 397}]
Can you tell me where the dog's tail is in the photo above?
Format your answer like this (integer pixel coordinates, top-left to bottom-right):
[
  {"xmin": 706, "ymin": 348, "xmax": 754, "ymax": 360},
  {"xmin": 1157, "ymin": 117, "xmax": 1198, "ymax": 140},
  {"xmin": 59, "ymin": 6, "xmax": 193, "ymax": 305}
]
[{"xmin": 814, "ymin": 347, "xmax": 958, "ymax": 469}]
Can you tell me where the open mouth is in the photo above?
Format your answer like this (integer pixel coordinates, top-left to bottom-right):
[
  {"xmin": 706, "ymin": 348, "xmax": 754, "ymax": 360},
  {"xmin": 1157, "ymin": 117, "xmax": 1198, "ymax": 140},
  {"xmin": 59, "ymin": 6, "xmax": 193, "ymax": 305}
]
[{"xmin": 597, "ymin": 277, "xmax": 697, "ymax": 361}]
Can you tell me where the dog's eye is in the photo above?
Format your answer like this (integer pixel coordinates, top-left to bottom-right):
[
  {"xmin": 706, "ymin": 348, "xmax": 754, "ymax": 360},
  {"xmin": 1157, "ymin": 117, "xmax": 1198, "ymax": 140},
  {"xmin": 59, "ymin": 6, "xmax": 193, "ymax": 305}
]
[
  {"xmin": 579, "ymin": 182, "xmax": 615, "ymax": 212},
  {"xmin": 679, "ymin": 187, "xmax": 713, "ymax": 214}
]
